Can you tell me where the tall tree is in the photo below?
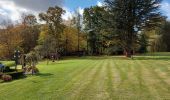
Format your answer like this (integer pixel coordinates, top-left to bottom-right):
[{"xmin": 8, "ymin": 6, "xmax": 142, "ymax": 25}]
[
  {"xmin": 83, "ymin": 6, "xmax": 107, "ymax": 55},
  {"xmin": 105, "ymin": 0, "xmax": 164, "ymax": 57},
  {"xmin": 22, "ymin": 14, "xmax": 37, "ymax": 26},
  {"xmin": 39, "ymin": 6, "xmax": 65, "ymax": 59},
  {"xmin": 0, "ymin": 21, "xmax": 23, "ymax": 59},
  {"xmin": 74, "ymin": 9, "xmax": 82, "ymax": 56},
  {"xmin": 159, "ymin": 21, "xmax": 170, "ymax": 51},
  {"xmin": 20, "ymin": 14, "xmax": 39, "ymax": 53},
  {"xmin": 138, "ymin": 32, "xmax": 149, "ymax": 53}
]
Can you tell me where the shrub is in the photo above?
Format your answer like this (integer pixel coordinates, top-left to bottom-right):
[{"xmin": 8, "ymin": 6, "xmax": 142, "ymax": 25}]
[
  {"xmin": 1, "ymin": 74, "xmax": 12, "ymax": 82},
  {"xmin": 25, "ymin": 66, "xmax": 39, "ymax": 75},
  {"xmin": 34, "ymin": 67, "xmax": 39, "ymax": 73}
]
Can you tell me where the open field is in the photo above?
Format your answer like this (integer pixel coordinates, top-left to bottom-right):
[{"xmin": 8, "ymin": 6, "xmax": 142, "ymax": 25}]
[{"xmin": 0, "ymin": 55, "xmax": 170, "ymax": 100}]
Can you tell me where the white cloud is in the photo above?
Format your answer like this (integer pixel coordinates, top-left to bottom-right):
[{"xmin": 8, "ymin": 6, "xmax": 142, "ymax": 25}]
[
  {"xmin": 0, "ymin": 0, "xmax": 63, "ymax": 23},
  {"xmin": 0, "ymin": 1, "xmax": 37, "ymax": 23},
  {"xmin": 62, "ymin": 7, "xmax": 74, "ymax": 20},
  {"xmin": 1, "ymin": 0, "xmax": 63, "ymax": 12},
  {"xmin": 161, "ymin": 2, "xmax": 170, "ymax": 20},
  {"xmin": 78, "ymin": 7, "xmax": 84, "ymax": 15},
  {"xmin": 97, "ymin": 1, "xmax": 103, "ymax": 7},
  {"xmin": 62, "ymin": 7, "xmax": 84, "ymax": 21}
]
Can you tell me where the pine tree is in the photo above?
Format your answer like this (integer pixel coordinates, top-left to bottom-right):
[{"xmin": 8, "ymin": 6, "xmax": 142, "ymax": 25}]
[{"xmin": 105, "ymin": 0, "xmax": 164, "ymax": 57}]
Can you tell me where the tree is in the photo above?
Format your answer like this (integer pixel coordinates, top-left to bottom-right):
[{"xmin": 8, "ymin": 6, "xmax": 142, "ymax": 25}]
[
  {"xmin": 36, "ymin": 25, "xmax": 57, "ymax": 64},
  {"xmin": 83, "ymin": 6, "xmax": 107, "ymax": 55},
  {"xmin": 138, "ymin": 32, "xmax": 149, "ymax": 53},
  {"xmin": 0, "ymin": 21, "xmax": 23, "ymax": 59},
  {"xmin": 105, "ymin": 0, "xmax": 164, "ymax": 57},
  {"xmin": 39, "ymin": 6, "xmax": 65, "ymax": 60},
  {"xmin": 22, "ymin": 14, "xmax": 37, "ymax": 26},
  {"xmin": 63, "ymin": 25, "xmax": 87, "ymax": 55},
  {"xmin": 159, "ymin": 21, "xmax": 170, "ymax": 51},
  {"xmin": 25, "ymin": 50, "xmax": 39, "ymax": 75},
  {"xmin": 63, "ymin": 18, "xmax": 75, "ymax": 55},
  {"xmin": 20, "ymin": 14, "xmax": 39, "ymax": 53},
  {"xmin": 74, "ymin": 9, "xmax": 82, "ymax": 56}
]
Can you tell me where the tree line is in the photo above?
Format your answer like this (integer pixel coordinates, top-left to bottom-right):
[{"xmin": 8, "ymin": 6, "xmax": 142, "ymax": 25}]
[{"xmin": 0, "ymin": 0, "xmax": 170, "ymax": 59}]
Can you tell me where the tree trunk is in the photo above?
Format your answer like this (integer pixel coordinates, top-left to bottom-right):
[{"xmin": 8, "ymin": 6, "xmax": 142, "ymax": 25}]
[{"xmin": 124, "ymin": 49, "xmax": 132, "ymax": 58}]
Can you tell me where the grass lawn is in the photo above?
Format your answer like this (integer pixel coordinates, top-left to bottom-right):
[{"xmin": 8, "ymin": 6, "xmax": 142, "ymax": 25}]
[{"xmin": 0, "ymin": 55, "xmax": 170, "ymax": 100}]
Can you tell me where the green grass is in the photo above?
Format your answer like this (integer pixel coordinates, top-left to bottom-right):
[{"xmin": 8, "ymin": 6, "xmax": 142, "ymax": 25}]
[{"xmin": 0, "ymin": 56, "xmax": 170, "ymax": 100}]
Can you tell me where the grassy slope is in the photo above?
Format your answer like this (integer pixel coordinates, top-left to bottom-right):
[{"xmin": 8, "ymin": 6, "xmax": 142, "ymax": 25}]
[{"xmin": 0, "ymin": 56, "xmax": 170, "ymax": 100}]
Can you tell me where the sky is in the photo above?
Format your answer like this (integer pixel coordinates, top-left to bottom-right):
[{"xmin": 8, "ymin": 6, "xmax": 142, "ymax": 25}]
[
  {"xmin": 64, "ymin": 0, "xmax": 102, "ymax": 11},
  {"xmin": 0, "ymin": 0, "xmax": 170, "ymax": 23}
]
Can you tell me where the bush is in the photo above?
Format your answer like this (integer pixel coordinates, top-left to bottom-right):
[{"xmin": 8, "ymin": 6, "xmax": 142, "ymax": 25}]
[
  {"xmin": 34, "ymin": 67, "xmax": 39, "ymax": 73},
  {"xmin": 25, "ymin": 66, "xmax": 39, "ymax": 75},
  {"xmin": 1, "ymin": 74, "xmax": 12, "ymax": 82}
]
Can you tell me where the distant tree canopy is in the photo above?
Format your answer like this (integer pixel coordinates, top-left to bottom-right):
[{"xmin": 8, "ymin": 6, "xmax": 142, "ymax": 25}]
[
  {"xmin": 159, "ymin": 21, "xmax": 170, "ymax": 51},
  {"xmin": 35, "ymin": 6, "xmax": 88, "ymax": 59},
  {"xmin": 0, "ymin": 23, "xmax": 23, "ymax": 58},
  {"xmin": 0, "ymin": 1, "xmax": 168, "ymax": 59},
  {"xmin": 150, "ymin": 21, "xmax": 170, "ymax": 52}
]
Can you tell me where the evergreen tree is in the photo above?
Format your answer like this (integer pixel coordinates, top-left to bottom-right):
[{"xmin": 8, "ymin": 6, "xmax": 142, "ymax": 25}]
[
  {"xmin": 105, "ymin": 0, "xmax": 164, "ymax": 57},
  {"xmin": 83, "ymin": 6, "xmax": 107, "ymax": 55}
]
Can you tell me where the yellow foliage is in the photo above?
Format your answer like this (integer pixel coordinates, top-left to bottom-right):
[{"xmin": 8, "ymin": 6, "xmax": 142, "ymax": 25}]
[
  {"xmin": 0, "ymin": 26, "xmax": 23, "ymax": 58},
  {"xmin": 63, "ymin": 26, "xmax": 86, "ymax": 52}
]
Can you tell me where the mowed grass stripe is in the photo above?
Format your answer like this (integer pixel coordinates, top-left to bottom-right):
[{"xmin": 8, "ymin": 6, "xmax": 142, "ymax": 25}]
[
  {"xmin": 139, "ymin": 60, "xmax": 164, "ymax": 100},
  {"xmin": 54, "ymin": 60, "xmax": 100, "ymax": 99},
  {"xmin": 67, "ymin": 60, "xmax": 103, "ymax": 100},
  {"xmin": 111, "ymin": 59, "xmax": 121, "ymax": 97},
  {"xmin": 129, "ymin": 60, "xmax": 155, "ymax": 99},
  {"xmin": 135, "ymin": 60, "xmax": 157, "ymax": 99},
  {"xmin": 76, "ymin": 60, "xmax": 106, "ymax": 100},
  {"xmin": 151, "ymin": 60, "xmax": 170, "ymax": 77},
  {"xmin": 106, "ymin": 59, "xmax": 115, "ymax": 99},
  {"xmin": 149, "ymin": 60, "xmax": 170, "ymax": 85},
  {"xmin": 0, "ymin": 56, "xmax": 170, "ymax": 100},
  {"xmin": 89, "ymin": 59, "xmax": 110, "ymax": 100},
  {"xmin": 0, "ymin": 60, "xmax": 93, "ymax": 100},
  {"xmin": 27, "ymin": 60, "xmax": 94, "ymax": 100},
  {"xmin": 143, "ymin": 61, "xmax": 170, "ymax": 99},
  {"xmin": 145, "ymin": 61, "xmax": 170, "ymax": 89},
  {"xmin": 37, "ymin": 60, "xmax": 96, "ymax": 100},
  {"xmin": 113, "ymin": 60, "xmax": 140, "ymax": 99},
  {"xmin": 111, "ymin": 60, "xmax": 155, "ymax": 100}
]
